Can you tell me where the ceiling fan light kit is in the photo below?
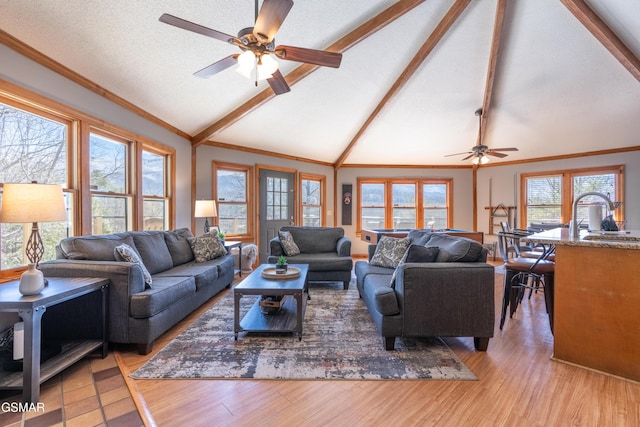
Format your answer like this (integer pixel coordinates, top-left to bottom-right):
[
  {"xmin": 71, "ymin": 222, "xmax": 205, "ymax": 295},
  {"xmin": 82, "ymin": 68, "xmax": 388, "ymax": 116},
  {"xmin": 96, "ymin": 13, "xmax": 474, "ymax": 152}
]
[
  {"xmin": 235, "ymin": 50, "xmax": 278, "ymax": 81},
  {"xmin": 159, "ymin": 0, "xmax": 342, "ymax": 95},
  {"xmin": 472, "ymin": 155, "xmax": 490, "ymax": 165}
]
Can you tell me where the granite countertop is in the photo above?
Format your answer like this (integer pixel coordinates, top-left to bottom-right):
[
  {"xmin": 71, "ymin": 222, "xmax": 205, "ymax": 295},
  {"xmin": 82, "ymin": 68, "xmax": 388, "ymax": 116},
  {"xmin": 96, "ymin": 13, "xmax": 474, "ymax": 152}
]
[{"xmin": 526, "ymin": 228, "xmax": 640, "ymax": 250}]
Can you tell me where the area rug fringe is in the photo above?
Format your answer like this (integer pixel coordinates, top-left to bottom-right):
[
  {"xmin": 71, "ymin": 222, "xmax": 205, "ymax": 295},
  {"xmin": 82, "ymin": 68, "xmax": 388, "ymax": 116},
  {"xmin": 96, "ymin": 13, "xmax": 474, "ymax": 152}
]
[{"xmin": 131, "ymin": 282, "xmax": 476, "ymax": 381}]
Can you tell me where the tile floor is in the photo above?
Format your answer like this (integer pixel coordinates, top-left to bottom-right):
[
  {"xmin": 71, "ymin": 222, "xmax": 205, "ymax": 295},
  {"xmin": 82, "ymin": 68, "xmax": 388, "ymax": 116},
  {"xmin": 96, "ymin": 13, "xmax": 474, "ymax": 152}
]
[{"xmin": 0, "ymin": 353, "xmax": 142, "ymax": 427}]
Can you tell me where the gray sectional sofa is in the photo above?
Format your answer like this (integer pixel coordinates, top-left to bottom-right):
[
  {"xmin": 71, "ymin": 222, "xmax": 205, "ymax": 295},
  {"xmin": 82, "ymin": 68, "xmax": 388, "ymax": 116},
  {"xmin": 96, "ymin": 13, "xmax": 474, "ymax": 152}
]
[
  {"xmin": 267, "ymin": 226, "xmax": 353, "ymax": 289},
  {"xmin": 355, "ymin": 230, "xmax": 495, "ymax": 351},
  {"xmin": 39, "ymin": 229, "xmax": 234, "ymax": 354}
]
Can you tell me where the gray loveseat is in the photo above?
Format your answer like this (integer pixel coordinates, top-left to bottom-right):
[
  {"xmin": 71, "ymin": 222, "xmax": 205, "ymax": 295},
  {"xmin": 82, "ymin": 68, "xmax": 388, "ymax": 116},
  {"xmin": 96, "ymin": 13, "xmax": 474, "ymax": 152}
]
[
  {"xmin": 40, "ymin": 229, "xmax": 234, "ymax": 354},
  {"xmin": 355, "ymin": 230, "xmax": 495, "ymax": 351},
  {"xmin": 267, "ymin": 226, "xmax": 353, "ymax": 289}
]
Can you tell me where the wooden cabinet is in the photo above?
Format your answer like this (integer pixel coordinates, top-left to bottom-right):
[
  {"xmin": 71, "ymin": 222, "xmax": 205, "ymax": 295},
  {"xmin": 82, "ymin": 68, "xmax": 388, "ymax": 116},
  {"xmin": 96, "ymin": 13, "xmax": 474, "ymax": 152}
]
[{"xmin": 553, "ymin": 245, "xmax": 640, "ymax": 381}]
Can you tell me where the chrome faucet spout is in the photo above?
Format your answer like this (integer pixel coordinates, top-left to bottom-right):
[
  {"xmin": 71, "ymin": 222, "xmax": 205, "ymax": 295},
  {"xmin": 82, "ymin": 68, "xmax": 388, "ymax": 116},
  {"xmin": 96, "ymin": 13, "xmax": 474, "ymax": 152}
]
[{"xmin": 570, "ymin": 191, "xmax": 616, "ymax": 238}]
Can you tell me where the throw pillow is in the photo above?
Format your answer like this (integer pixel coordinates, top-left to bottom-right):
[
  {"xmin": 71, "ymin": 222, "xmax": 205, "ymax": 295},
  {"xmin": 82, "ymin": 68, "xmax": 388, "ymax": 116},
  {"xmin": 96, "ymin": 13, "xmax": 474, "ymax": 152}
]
[
  {"xmin": 370, "ymin": 236, "xmax": 410, "ymax": 268},
  {"xmin": 187, "ymin": 232, "xmax": 228, "ymax": 263},
  {"xmin": 403, "ymin": 244, "xmax": 440, "ymax": 263},
  {"xmin": 426, "ymin": 233, "xmax": 483, "ymax": 262},
  {"xmin": 114, "ymin": 244, "xmax": 153, "ymax": 288},
  {"xmin": 278, "ymin": 230, "xmax": 301, "ymax": 256},
  {"xmin": 389, "ymin": 245, "xmax": 440, "ymax": 287}
]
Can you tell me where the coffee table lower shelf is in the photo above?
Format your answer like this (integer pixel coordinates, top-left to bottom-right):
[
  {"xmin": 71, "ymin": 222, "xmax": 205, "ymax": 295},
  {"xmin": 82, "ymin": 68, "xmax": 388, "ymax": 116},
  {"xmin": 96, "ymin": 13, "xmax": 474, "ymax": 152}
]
[{"xmin": 235, "ymin": 294, "xmax": 307, "ymax": 341}]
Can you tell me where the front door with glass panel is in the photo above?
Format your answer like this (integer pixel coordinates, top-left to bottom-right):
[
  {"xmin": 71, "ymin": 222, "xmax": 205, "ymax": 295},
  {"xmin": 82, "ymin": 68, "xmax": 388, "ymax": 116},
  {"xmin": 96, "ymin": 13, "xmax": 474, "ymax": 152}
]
[{"xmin": 259, "ymin": 170, "xmax": 294, "ymax": 263}]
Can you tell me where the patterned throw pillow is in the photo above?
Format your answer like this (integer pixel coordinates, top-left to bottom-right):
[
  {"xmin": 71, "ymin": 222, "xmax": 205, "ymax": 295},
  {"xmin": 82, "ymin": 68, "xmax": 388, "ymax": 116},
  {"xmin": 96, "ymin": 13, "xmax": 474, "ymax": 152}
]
[
  {"xmin": 370, "ymin": 236, "xmax": 411, "ymax": 268},
  {"xmin": 115, "ymin": 244, "xmax": 153, "ymax": 288},
  {"xmin": 187, "ymin": 232, "xmax": 228, "ymax": 263},
  {"xmin": 278, "ymin": 230, "xmax": 301, "ymax": 256}
]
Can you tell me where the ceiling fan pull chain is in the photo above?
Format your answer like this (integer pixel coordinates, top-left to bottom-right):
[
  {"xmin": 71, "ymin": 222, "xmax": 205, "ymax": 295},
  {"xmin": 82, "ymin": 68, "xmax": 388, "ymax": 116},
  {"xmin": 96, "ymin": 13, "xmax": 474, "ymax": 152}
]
[{"xmin": 255, "ymin": 55, "xmax": 260, "ymax": 87}]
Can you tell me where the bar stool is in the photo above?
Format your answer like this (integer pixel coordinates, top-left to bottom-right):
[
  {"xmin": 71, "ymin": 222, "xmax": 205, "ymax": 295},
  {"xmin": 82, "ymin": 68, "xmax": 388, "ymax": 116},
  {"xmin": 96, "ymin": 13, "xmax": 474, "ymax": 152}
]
[
  {"xmin": 497, "ymin": 232, "xmax": 555, "ymax": 332},
  {"xmin": 520, "ymin": 246, "xmax": 555, "ymax": 298}
]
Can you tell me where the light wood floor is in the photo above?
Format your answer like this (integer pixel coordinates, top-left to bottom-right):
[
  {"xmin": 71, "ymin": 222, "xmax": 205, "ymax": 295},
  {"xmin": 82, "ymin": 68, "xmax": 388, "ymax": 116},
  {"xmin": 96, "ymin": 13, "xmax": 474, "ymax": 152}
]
[{"xmin": 117, "ymin": 269, "xmax": 640, "ymax": 426}]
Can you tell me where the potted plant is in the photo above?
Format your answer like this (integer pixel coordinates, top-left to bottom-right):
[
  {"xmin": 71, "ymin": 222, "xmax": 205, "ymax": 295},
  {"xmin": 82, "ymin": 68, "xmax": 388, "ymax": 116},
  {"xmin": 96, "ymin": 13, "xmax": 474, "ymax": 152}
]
[
  {"xmin": 217, "ymin": 230, "xmax": 225, "ymax": 244},
  {"xmin": 275, "ymin": 255, "xmax": 288, "ymax": 274}
]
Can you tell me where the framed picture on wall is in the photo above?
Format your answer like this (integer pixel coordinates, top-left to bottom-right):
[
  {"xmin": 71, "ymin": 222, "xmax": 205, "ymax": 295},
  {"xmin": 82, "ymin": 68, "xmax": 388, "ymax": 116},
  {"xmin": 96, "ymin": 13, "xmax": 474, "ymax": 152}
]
[{"xmin": 342, "ymin": 184, "xmax": 352, "ymax": 225}]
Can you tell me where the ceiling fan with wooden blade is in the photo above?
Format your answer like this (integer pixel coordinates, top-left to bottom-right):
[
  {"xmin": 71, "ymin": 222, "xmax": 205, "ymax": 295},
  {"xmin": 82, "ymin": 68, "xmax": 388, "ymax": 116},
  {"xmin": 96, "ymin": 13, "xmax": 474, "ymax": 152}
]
[
  {"xmin": 445, "ymin": 108, "xmax": 518, "ymax": 164},
  {"xmin": 159, "ymin": 0, "xmax": 342, "ymax": 96}
]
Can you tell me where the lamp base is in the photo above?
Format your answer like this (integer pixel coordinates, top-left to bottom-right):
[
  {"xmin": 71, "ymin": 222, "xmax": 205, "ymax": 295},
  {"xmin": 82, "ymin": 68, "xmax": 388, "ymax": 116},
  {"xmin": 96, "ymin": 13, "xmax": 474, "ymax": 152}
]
[{"xmin": 19, "ymin": 263, "xmax": 45, "ymax": 296}]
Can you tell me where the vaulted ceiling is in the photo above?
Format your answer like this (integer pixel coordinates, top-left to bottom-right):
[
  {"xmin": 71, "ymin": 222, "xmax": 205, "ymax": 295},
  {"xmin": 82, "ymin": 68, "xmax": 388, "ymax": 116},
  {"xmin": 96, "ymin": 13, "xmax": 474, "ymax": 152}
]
[{"xmin": 1, "ymin": 0, "xmax": 639, "ymax": 166}]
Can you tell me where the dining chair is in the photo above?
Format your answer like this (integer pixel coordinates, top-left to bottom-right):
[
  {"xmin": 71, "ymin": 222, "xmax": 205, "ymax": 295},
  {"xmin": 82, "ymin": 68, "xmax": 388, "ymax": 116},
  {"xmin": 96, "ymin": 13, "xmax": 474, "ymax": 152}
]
[
  {"xmin": 499, "ymin": 221, "xmax": 533, "ymax": 258},
  {"xmin": 497, "ymin": 232, "xmax": 555, "ymax": 332}
]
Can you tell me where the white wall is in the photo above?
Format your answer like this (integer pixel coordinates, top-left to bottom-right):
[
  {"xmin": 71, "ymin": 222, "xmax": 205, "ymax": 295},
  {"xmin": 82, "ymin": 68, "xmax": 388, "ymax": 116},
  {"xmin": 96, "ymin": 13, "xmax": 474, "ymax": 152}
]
[{"xmin": 476, "ymin": 151, "xmax": 640, "ymax": 234}]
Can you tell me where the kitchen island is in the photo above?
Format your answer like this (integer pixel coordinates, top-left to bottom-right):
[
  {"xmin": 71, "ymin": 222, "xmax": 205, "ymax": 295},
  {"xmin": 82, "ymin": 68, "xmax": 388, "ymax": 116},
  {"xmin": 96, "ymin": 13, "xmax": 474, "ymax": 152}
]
[{"xmin": 527, "ymin": 228, "xmax": 640, "ymax": 382}]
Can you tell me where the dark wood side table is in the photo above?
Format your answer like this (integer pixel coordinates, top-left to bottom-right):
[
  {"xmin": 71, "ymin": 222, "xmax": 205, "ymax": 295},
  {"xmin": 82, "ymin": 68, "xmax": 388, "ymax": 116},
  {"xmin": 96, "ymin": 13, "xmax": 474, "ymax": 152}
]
[
  {"xmin": 224, "ymin": 240, "xmax": 243, "ymax": 277},
  {"xmin": 0, "ymin": 277, "xmax": 109, "ymax": 403}
]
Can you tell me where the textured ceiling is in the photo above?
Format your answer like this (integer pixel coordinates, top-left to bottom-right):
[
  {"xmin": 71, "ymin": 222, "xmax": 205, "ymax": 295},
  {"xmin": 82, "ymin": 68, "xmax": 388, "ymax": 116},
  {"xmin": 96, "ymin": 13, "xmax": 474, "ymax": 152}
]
[{"xmin": 1, "ymin": 0, "xmax": 639, "ymax": 166}]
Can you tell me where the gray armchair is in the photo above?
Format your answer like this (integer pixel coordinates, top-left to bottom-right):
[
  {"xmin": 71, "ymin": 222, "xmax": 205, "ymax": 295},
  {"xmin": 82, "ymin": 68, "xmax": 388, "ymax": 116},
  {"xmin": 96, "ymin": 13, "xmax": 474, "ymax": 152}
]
[{"xmin": 267, "ymin": 226, "xmax": 353, "ymax": 289}]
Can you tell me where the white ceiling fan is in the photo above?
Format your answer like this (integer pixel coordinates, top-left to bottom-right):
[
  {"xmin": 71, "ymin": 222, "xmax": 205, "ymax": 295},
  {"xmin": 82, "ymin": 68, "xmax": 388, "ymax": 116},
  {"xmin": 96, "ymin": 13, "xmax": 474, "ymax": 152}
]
[
  {"xmin": 159, "ymin": 0, "xmax": 343, "ymax": 95},
  {"xmin": 446, "ymin": 108, "xmax": 518, "ymax": 164}
]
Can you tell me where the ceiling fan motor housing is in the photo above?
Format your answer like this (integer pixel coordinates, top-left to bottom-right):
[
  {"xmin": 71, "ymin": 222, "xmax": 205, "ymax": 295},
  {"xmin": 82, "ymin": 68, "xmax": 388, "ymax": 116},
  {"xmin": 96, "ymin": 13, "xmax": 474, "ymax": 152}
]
[
  {"xmin": 473, "ymin": 145, "xmax": 489, "ymax": 154},
  {"xmin": 237, "ymin": 27, "xmax": 275, "ymax": 51}
]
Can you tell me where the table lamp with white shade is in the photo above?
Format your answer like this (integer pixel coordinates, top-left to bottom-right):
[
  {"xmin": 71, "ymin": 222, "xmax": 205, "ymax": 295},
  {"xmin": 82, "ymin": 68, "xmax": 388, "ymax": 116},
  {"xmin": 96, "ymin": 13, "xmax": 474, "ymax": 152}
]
[
  {"xmin": 0, "ymin": 182, "xmax": 66, "ymax": 295},
  {"xmin": 194, "ymin": 200, "xmax": 217, "ymax": 234}
]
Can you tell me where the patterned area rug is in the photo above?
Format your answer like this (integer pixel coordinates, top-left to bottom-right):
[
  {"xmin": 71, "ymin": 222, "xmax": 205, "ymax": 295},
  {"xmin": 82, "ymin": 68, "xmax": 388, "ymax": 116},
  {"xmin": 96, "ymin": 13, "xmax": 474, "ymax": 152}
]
[{"xmin": 131, "ymin": 282, "xmax": 476, "ymax": 380}]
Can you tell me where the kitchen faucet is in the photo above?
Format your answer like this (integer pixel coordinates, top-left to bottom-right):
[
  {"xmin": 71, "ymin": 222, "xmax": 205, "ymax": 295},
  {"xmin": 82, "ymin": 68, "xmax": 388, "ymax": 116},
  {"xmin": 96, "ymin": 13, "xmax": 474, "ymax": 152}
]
[{"xmin": 570, "ymin": 192, "xmax": 616, "ymax": 238}]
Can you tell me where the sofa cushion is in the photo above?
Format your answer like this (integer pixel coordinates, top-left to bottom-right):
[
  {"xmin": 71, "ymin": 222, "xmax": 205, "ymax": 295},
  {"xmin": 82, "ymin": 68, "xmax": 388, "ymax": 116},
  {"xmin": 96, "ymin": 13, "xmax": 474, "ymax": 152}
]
[
  {"xmin": 426, "ymin": 233, "xmax": 484, "ymax": 262},
  {"xmin": 280, "ymin": 226, "xmax": 344, "ymax": 254},
  {"xmin": 114, "ymin": 244, "xmax": 153, "ymax": 288},
  {"xmin": 59, "ymin": 234, "xmax": 137, "ymax": 261},
  {"xmin": 154, "ymin": 262, "xmax": 219, "ymax": 291},
  {"xmin": 164, "ymin": 228, "xmax": 195, "ymax": 266},
  {"xmin": 281, "ymin": 253, "xmax": 353, "ymax": 272},
  {"xmin": 130, "ymin": 276, "xmax": 196, "ymax": 319},
  {"xmin": 132, "ymin": 231, "xmax": 174, "ymax": 275},
  {"xmin": 364, "ymin": 274, "xmax": 400, "ymax": 316},
  {"xmin": 278, "ymin": 230, "xmax": 301, "ymax": 256},
  {"xmin": 370, "ymin": 236, "xmax": 410, "ymax": 268},
  {"xmin": 188, "ymin": 232, "xmax": 227, "ymax": 263}
]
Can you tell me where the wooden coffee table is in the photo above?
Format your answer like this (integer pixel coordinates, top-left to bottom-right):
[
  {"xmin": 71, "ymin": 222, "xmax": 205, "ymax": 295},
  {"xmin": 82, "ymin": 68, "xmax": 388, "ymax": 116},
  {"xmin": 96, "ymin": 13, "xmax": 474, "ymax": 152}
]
[{"xmin": 233, "ymin": 264, "xmax": 309, "ymax": 341}]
